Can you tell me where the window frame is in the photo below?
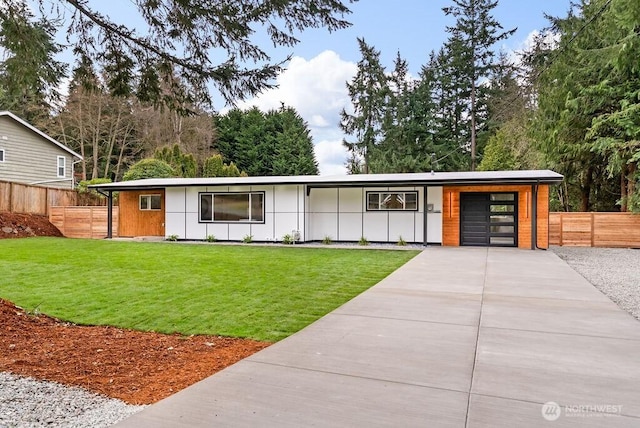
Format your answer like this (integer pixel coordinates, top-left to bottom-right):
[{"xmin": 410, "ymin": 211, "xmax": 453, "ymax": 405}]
[
  {"xmin": 199, "ymin": 192, "xmax": 265, "ymax": 224},
  {"xmin": 57, "ymin": 156, "xmax": 66, "ymax": 178},
  {"xmin": 139, "ymin": 194, "xmax": 162, "ymax": 211},
  {"xmin": 365, "ymin": 191, "xmax": 419, "ymax": 211},
  {"xmin": 0, "ymin": 149, "xmax": 4, "ymax": 162}
]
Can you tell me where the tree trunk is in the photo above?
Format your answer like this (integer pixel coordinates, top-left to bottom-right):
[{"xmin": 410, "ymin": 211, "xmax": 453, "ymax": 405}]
[
  {"xmin": 470, "ymin": 78, "xmax": 477, "ymax": 171},
  {"xmin": 621, "ymin": 170, "xmax": 628, "ymax": 212},
  {"xmin": 580, "ymin": 167, "xmax": 594, "ymax": 211}
]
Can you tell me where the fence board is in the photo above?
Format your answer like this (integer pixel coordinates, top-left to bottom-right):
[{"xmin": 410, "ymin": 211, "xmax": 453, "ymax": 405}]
[
  {"xmin": 549, "ymin": 212, "xmax": 640, "ymax": 248},
  {"xmin": 0, "ymin": 180, "xmax": 105, "ymax": 215},
  {"xmin": 49, "ymin": 206, "xmax": 119, "ymax": 239}
]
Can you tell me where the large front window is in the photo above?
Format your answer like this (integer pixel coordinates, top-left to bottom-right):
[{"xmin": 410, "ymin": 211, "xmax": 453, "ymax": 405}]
[
  {"xmin": 367, "ymin": 192, "xmax": 418, "ymax": 211},
  {"xmin": 200, "ymin": 192, "xmax": 264, "ymax": 223}
]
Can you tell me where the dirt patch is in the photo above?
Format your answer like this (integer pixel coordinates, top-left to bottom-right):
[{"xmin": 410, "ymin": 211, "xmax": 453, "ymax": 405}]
[
  {"xmin": 0, "ymin": 212, "xmax": 63, "ymax": 239},
  {"xmin": 0, "ymin": 299, "xmax": 270, "ymax": 405}
]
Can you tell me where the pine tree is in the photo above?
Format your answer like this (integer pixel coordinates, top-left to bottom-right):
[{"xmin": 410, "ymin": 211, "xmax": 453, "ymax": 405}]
[
  {"xmin": 340, "ymin": 38, "xmax": 389, "ymax": 173},
  {"xmin": 5, "ymin": 0, "xmax": 354, "ymax": 108},
  {"xmin": 442, "ymin": 0, "xmax": 516, "ymax": 170},
  {"xmin": 0, "ymin": 3, "xmax": 66, "ymax": 123}
]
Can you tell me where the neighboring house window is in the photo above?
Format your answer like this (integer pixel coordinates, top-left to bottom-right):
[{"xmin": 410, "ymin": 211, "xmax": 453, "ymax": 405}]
[
  {"xmin": 140, "ymin": 194, "xmax": 162, "ymax": 211},
  {"xmin": 57, "ymin": 156, "xmax": 66, "ymax": 177},
  {"xmin": 367, "ymin": 191, "xmax": 418, "ymax": 211},
  {"xmin": 0, "ymin": 149, "xmax": 4, "ymax": 162},
  {"xmin": 200, "ymin": 192, "xmax": 264, "ymax": 223}
]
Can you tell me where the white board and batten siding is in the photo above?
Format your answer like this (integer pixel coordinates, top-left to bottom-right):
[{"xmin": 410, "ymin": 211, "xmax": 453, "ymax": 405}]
[
  {"xmin": 165, "ymin": 185, "xmax": 306, "ymax": 241},
  {"xmin": 307, "ymin": 186, "xmax": 443, "ymax": 244},
  {"xmin": 0, "ymin": 115, "xmax": 75, "ymax": 189},
  {"xmin": 165, "ymin": 184, "xmax": 443, "ymax": 244}
]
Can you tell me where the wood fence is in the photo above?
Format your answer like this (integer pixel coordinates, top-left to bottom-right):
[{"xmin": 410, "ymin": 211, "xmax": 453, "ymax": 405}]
[
  {"xmin": 49, "ymin": 206, "xmax": 119, "ymax": 239},
  {"xmin": 0, "ymin": 180, "xmax": 106, "ymax": 216},
  {"xmin": 0, "ymin": 180, "xmax": 78, "ymax": 215},
  {"xmin": 549, "ymin": 212, "xmax": 640, "ymax": 248}
]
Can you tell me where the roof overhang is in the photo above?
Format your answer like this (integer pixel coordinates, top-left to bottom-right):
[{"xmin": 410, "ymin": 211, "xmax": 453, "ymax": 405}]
[{"xmin": 89, "ymin": 170, "xmax": 564, "ymax": 192}]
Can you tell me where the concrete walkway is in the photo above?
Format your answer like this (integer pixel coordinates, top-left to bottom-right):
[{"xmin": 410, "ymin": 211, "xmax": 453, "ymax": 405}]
[{"xmin": 115, "ymin": 248, "xmax": 640, "ymax": 427}]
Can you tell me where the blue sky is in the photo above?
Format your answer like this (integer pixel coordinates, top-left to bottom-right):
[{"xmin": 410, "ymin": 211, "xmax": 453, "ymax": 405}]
[{"xmin": 43, "ymin": 0, "xmax": 575, "ymax": 175}]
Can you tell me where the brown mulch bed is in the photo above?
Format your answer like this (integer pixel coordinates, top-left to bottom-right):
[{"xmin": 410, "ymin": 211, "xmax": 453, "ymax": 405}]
[
  {"xmin": 0, "ymin": 299, "xmax": 270, "ymax": 405},
  {"xmin": 0, "ymin": 212, "xmax": 63, "ymax": 239}
]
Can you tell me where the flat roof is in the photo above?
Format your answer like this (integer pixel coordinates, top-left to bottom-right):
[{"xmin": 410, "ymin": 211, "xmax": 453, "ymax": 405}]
[{"xmin": 90, "ymin": 170, "xmax": 563, "ymax": 191}]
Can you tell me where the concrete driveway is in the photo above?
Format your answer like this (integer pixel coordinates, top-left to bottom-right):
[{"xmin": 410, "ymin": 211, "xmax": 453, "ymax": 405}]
[{"xmin": 115, "ymin": 247, "xmax": 640, "ymax": 427}]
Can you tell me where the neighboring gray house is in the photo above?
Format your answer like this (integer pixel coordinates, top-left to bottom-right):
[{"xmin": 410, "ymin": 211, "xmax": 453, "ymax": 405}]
[{"xmin": 0, "ymin": 111, "xmax": 82, "ymax": 189}]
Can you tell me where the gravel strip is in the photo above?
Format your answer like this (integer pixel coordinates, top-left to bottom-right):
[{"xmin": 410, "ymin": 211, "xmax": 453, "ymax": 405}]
[
  {"xmin": 0, "ymin": 373, "xmax": 145, "ymax": 428},
  {"xmin": 552, "ymin": 246, "xmax": 640, "ymax": 320}
]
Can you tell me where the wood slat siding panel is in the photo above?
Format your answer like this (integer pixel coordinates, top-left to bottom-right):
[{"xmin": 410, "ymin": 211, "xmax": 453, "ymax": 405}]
[
  {"xmin": 442, "ymin": 184, "xmax": 550, "ymax": 249},
  {"xmin": 0, "ymin": 116, "xmax": 75, "ymax": 189},
  {"xmin": 119, "ymin": 190, "xmax": 165, "ymax": 237},
  {"xmin": 49, "ymin": 206, "xmax": 119, "ymax": 239},
  {"xmin": 536, "ymin": 184, "xmax": 550, "ymax": 249},
  {"xmin": 549, "ymin": 212, "xmax": 640, "ymax": 248}
]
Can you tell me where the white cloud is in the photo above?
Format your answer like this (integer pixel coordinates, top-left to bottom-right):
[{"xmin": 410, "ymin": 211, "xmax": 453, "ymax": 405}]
[
  {"xmin": 314, "ymin": 139, "xmax": 348, "ymax": 176},
  {"xmin": 235, "ymin": 50, "xmax": 357, "ymax": 175}
]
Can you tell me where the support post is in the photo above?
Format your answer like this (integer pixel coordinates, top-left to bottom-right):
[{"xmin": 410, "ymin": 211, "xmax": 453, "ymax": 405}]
[
  {"xmin": 531, "ymin": 184, "xmax": 538, "ymax": 250},
  {"xmin": 423, "ymin": 185, "xmax": 429, "ymax": 246},
  {"xmin": 107, "ymin": 191, "xmax": 113, "ymax": 239}
]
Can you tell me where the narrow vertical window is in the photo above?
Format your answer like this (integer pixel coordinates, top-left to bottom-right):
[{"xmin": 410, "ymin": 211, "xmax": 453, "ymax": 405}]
[
  {"xmin": 57, "ymin": 156, "xmax": 66, "ymax": 178},
  {"xmin": 0, "ymin": 149, "xmax": 5, "ymax": 162}
]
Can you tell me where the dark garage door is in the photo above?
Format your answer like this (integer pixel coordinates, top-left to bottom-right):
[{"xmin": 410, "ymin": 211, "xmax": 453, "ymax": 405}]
[{"xmin": 460, "ymin": 192, "xmax": 517, "ymax": 247}]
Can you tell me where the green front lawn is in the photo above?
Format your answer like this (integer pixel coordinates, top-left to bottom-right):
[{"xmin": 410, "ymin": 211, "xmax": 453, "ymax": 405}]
[{"xmin": 0, "ymin": 238, "xmax": 417, "ymax": 341}]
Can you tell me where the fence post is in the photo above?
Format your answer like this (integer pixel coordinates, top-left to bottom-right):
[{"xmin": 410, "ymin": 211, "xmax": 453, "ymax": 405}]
[
  {"xmin": 590, "ymin": 212, "xmax": 595, "ymax": 247},
  {"xmin": 559, "ymin": 214, "xmax": 563, "ymax": 246}
]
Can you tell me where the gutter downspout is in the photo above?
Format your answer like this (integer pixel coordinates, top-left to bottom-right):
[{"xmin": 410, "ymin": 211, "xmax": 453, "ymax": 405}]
[{"xmin": 96, "ymin": 189, "xmax": 113, "ymax": 239}]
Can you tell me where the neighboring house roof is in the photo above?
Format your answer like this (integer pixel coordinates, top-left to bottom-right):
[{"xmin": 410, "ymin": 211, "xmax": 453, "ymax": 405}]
[
  {"xmin": 0, "ymin": 111, "xmax": 83, "ymax": 159},
  {"xmin": 90, "ymin": 170, "xmax": 564, "ymax": 191}
]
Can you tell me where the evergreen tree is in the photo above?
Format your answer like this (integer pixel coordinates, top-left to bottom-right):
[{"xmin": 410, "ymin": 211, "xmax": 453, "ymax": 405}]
[
  {"xmin": 531, "ymin": 0, "xmax": 634, "ymax": 211},
  {"xmin": 340, "ymin": 38, "xmax": 389, "ymax": 173},
  {"xmin": 154, "ymin": 144, "xmax": 198, "ymax": 178},
  {"xmin": 0, "ymin": 3, "xmax": 66, "ymax": 123},
  {"xmin": 202, "ymin": 155, "xmax": 246, "ymax": 177},
  {"xmin": 5, "ymin": 0, "xmax": 354, "ymax": 108},
  {"xmin": 214, "ymin": 106, "xmax": 319, "ymax": 176},
  {"xmin": 442, "ymin": 0, "xmax": 516, "ymax": 170}
]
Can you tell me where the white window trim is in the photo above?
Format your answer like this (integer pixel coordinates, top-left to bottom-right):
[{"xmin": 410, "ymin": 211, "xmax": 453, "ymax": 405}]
[
  {"xmin": 57, "ymin": 156, "xmax": 66, "ymax": 178},
  {"xmin": 139, "ymin": 194, "xmax": 162, "ymax": 211},
  {"xmin": 0, "ymin": 149, "xmax": 4, "ymax": 162}
]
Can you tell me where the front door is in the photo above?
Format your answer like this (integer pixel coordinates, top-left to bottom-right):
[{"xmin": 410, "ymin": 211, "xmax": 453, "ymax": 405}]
[{"xmin": 460, "ymin": 192, "xmax": 517, "ymax": 247}]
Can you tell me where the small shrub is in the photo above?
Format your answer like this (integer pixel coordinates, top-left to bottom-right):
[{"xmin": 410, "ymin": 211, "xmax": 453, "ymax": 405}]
[
  {"xmin": 282, "ymin": 234, "xmax": 294, "ymax": 245},
  {"xmin": 397, "ymin": 236, "xmax": 407, "ymax": 246},
  {"xmin": 123, "ymin": 158, "xmax": 175, "ymax": 181},
  {"xmin": 358, "ymin": 236, "xmax": 369, "ymax": 246},
  {"xmin": 322, "ymin": 235, "xmax": 332, "ymax": 245},
  {"xmin": 242, "ymin": 234, "xmax": 253, "ymax": 244},
  {"xmin": 205, "ymin": 234, "xmax": 216, "ymax": 242},
  {"xmin": 166, "ymin": 234, "xmax": 179, "ymax": 241}
]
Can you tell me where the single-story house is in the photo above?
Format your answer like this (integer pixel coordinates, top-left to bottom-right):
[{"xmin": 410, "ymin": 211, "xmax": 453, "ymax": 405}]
[
  {"xmin": 90, "ymin": 170, "xmax": 563, "ymax": 249},
  {"xmin": 0, "ymin": 111, "xmax": 82, "ymax": 189}
]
